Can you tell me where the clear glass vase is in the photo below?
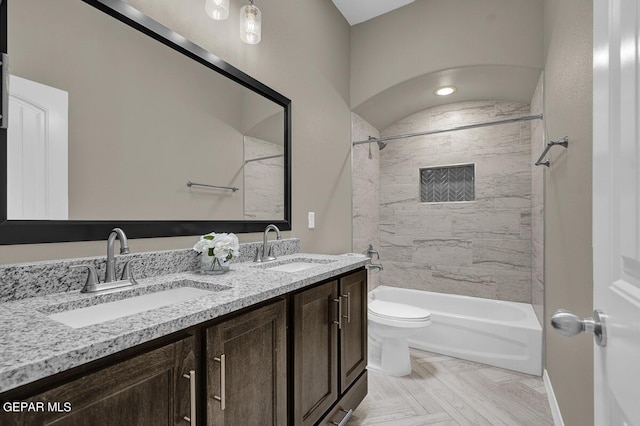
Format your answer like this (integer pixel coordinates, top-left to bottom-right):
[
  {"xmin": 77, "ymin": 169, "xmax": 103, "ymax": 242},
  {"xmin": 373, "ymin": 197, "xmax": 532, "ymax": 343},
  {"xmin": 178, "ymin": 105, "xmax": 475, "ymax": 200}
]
[{"xmin": 200, "ymin": 254, "xmax": 231, "ymax": 275}]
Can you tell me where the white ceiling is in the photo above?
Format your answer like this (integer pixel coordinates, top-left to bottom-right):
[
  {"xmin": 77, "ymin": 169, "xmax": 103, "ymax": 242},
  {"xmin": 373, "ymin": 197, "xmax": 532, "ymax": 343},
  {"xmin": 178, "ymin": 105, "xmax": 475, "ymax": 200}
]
[{"xmin": 331, "ymin": 0, "xmax": 415, "ymax": 25}]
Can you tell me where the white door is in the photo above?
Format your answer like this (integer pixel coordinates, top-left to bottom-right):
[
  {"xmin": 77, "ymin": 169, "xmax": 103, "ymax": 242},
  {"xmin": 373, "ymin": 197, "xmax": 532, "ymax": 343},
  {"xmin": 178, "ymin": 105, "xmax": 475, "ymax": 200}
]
[
  {"xmin": 593, "ymin": 0, "xmax": 640, "ymax": 424},
  {"xmin": 8, "ymin": 75, "xmax": 68, "ymax": 220}
]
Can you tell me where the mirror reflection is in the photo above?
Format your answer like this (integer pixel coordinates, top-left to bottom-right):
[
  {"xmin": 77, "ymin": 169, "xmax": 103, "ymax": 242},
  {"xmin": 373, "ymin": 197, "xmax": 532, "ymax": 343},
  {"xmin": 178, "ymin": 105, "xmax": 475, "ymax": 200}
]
[{"xmin": 7, "ymin": 0, "xmax": 286, "ymax": 221}]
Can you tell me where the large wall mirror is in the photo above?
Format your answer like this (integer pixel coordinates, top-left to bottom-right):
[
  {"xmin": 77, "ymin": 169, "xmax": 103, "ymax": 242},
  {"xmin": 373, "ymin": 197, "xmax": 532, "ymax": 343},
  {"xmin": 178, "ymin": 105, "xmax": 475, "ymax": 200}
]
[{"xmin": 0, "ymin": 0, "xmax": 291, "ymax": 244}]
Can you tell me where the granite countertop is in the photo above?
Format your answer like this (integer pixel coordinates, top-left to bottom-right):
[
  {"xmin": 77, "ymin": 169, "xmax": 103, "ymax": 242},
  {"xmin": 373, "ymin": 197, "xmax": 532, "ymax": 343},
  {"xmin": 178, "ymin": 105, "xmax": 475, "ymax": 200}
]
[{"xmin": 0, "ymin": 253, "xmax": 369, "ymax": 394}]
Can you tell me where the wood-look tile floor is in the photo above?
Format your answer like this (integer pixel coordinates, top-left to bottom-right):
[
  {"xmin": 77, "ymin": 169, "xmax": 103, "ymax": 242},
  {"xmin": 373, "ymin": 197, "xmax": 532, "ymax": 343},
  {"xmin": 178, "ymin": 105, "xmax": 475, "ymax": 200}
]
[{"xmin": 351, "ymin": 350, "xmax": 553, "ymax": 426}]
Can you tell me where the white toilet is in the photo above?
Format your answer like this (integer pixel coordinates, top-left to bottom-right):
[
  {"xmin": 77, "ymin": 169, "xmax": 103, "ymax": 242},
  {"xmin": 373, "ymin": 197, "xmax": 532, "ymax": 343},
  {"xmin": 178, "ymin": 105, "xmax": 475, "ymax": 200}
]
[{"xmin": 368, "ymin": 298, "xmax": 431, "ymax": 376}]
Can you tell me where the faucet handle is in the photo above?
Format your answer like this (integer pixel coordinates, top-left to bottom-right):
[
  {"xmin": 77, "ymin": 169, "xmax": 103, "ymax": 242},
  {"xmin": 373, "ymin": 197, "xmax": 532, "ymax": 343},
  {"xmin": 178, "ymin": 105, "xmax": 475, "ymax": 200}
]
[
  {"xmin": 120, "ymin": 259, "xmax": 138, "ymax": 284},
  {"xmin": 71, "ymin": 264, "xmax": 100, "ymax": 292},
  {"xmin": 253, "ymin": 246, "xmax": 262, "ymax": 263}
]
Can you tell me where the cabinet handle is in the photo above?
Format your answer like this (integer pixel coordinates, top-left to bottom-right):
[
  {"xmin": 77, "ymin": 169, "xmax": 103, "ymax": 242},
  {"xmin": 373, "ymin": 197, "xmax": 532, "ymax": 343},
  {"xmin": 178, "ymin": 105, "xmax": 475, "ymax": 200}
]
[
  {"xmin": 332, "ymin": 297, "xmax": 342, "ymax": 329},
  {"xmin": 331, "ymin": 408, "xmax": 353, "ymax": 426},
  {"xmin": 182, "ymin": 370, "xmax": 196, "ymax": 425},
  {"xmin": 342, "ymin": 292, "xmax": 351, "ymax": 324},
  {"xmin": 213, "ymin": 354, "xmax": 226, "ymax": 410}
]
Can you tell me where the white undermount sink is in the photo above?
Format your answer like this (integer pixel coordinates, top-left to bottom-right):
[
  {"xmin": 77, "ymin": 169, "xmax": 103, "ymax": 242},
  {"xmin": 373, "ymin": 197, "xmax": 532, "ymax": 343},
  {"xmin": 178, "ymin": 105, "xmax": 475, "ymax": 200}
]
[
  {"xmin": 48, "ymin": 286, "xmax": 216, "ymax": 329},
  {"xmin": 266, "ymin": 262, "xmax": 323, "ymax": 273}
]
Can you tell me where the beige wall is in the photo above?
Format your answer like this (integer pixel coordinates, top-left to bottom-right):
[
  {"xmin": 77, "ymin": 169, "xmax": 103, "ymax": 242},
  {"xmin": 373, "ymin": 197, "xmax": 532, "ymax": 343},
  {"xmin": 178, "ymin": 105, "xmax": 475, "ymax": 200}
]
[
  {"xmin": 0, "ymin": 0, "xmax": 351, "ymax": 263},
  {"xmin": 349, "ymin": 0, "xmax": 544, "ymax": 109},
  {"xmin": 543, "ymin": 0, "xmax": 593, "ymax": 425}
]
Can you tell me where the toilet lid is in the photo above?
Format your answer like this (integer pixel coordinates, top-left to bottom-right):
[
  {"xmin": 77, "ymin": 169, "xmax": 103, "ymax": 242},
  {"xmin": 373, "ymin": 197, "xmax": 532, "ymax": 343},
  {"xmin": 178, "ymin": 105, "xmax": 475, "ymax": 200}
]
[{"xmin": 368, "ymin": 299, "xmax": 431, "ymax": 322}]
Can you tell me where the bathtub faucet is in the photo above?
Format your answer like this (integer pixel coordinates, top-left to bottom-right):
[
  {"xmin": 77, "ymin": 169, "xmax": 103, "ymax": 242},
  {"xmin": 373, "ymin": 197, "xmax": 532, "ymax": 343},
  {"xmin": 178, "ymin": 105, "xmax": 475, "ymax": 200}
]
[{"xmin": 367, "ymin": 244, "xmax": 380, "ymax": 260}]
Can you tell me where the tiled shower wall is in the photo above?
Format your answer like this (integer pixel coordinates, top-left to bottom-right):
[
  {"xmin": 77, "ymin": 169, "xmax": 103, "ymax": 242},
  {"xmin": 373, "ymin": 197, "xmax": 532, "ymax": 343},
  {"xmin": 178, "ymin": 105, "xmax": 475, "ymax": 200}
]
[
  {"xmin": 352, "ymin": 113, "xmax": 381, "ymax": 291},
  {"xmin": 378, "ymin": 101, "xmax": 533, "ymax": 302},
  {"xmin": 243, "ymin": 137, "xmax": 285, "ymax": 220},
  {"xmin": 531, "ymin": 75, "xmax": 545, "ymax": 325}
]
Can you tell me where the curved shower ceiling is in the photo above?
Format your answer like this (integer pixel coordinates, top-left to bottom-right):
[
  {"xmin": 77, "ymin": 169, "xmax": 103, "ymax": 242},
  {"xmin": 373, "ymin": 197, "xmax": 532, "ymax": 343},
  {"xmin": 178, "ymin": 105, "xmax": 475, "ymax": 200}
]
[
  {"xmin": 353, "ymin": 65, "xmax": 542, "ymax": 130},
  {"xmin": 348, "ymin": 0, "xmax": 544, "ymax": 130}
]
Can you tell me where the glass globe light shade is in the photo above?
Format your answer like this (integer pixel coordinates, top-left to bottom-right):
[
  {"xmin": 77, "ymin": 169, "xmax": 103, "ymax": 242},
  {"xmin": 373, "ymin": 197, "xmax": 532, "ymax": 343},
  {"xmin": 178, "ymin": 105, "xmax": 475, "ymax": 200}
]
[
  {"xmin": 205, "ymin": 0, "xmax": 229, "ymax": 21},
  {"xmin": 240, "ymin": 3, "xmax": 261, "ymax": 44}
]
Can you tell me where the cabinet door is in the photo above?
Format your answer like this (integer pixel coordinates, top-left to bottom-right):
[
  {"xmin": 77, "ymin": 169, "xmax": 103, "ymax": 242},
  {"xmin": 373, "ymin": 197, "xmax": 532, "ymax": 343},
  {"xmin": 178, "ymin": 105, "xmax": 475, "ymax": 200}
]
[
  {"xmin": 206, "ymin": 299, "xmax": 287, "ymax": 426},
  {"xmin": 293, "ymin": 280, "xmax": 339, "ymax": 426},
  {"xmin": 0, "ymin": 336, "xmax": 196, "ymax": 426},
  {"xmin": 339, "ymin": 270, "xmax": 367, "ymax": 393}
]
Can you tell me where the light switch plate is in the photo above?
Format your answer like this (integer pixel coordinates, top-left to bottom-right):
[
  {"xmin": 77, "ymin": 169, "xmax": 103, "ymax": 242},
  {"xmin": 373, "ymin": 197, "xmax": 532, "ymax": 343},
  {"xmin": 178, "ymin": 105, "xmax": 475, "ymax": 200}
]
[{"xmin": 308, "ymin": 212, "xmax": 315, "ymax": 229}]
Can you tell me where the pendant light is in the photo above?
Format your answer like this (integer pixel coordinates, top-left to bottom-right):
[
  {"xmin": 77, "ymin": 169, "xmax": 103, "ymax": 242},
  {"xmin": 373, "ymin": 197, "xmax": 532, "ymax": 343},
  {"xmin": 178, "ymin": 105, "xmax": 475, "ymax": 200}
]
[
  {"xmin": 205, "ymin": 0, "xmax": 229, "ymax": 21},
  {"xmin": 240, "ymin": 0, "xmax": 262, "ymax": 45}
]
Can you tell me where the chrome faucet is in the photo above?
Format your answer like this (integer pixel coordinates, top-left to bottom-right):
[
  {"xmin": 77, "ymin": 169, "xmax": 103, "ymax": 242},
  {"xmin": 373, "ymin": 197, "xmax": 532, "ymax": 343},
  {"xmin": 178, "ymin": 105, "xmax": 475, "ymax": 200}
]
[
  {"xmin": 367, "ymin": 244, "xmax": 383, "ymax": 271},
  {"xmin": 72, "ymin": 227, "xmax": 137, "ymax": 293},
  {"xmin": 254, "ymin": 224, "xmax": 281, "ymax": 262},
  {"xmin": 105, "ymin": 228, "xmax": 130, "ymax": 283}
]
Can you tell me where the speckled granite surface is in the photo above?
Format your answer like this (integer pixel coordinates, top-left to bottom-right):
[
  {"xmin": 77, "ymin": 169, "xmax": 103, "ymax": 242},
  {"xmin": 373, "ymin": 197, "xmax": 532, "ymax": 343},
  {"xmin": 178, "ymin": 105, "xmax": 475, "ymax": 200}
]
[
  {"xmin": 0, "ymin": 252, "xmax": 368, "ymax": 393},
  {"xmin": 0, "ymin": 238, "xmax": 300, "ymax": 303}
]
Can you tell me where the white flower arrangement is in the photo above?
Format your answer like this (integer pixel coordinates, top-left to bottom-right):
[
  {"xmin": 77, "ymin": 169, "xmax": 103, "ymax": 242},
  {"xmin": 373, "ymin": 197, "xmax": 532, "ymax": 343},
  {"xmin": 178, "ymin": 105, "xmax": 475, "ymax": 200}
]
[{"xmin": 193, "ymin": 232, "xmax": 240, "ymax": 262}]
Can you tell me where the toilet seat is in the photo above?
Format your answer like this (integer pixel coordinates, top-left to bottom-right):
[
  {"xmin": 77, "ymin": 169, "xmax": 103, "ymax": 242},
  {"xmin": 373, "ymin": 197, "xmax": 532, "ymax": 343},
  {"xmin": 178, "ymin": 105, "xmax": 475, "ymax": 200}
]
[{"xmin": 368, "ymin": 300, "xmax": 431, "ymax": 327}]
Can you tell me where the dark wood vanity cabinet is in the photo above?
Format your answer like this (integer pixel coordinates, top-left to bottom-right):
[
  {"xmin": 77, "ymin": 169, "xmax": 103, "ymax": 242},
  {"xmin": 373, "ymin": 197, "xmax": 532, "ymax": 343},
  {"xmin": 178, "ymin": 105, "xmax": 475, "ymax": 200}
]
[
  {"xmin": 292, "ymin": 269, "xmax": 368, "ymax": 426},
  {"xmin": 0, "ymin": 268, "xmax": 367, "ymax": 426},
  {"xmin": 0, "ymin": 336, "xmax": 196, "ymax": 426},
  {"xmin": 206, "ymin": 299, "xmax": 287, "ymax": 426}
]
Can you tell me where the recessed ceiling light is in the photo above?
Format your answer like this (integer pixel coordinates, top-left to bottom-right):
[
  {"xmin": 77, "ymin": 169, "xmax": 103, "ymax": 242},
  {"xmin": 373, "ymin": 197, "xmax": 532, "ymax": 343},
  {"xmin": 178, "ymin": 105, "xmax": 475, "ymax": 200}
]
[{"xmin": 435, "ymin": 86, "xmax": 457, "ymax": 96}]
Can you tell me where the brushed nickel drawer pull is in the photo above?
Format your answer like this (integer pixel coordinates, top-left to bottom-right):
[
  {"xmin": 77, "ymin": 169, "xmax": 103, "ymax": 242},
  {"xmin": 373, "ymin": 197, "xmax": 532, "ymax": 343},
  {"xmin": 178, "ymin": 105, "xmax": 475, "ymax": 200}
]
[
  {"xmin": 331, "ymin": 408, "xmax": 353, "ymax": 426},
  {"xmin": 182, "ymin": 370, "xmax": 196, "ymax": 424},
  {"xmin": 342, "ymin": 292, "xmax": 351, "ymax": 324},
  {"xmin": 213, "ymin": 354, "xmax": 226, "ymax": 410},
  {"xmin": 332, "ymin": 297, "xmax": 342, "ymax": 329}
]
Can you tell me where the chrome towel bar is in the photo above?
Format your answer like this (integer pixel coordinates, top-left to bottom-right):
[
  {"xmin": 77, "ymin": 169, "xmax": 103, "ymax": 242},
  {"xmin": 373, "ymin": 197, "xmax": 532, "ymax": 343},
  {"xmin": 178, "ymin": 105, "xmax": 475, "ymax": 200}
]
[
  {"xmin": 534, "ymin": 137, "xmax": 569, "ymax": 167},
  {"xmin": 187, "ymin": 181, "xmax": 239, "ymax": 192}
]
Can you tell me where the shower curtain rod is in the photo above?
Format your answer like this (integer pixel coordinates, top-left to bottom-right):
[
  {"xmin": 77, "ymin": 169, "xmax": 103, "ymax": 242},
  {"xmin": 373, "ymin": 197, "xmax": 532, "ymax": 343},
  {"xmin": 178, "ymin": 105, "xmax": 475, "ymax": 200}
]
[{"xmin": 352, "ymin": 114, "xmax": 543, "ymax": 146}]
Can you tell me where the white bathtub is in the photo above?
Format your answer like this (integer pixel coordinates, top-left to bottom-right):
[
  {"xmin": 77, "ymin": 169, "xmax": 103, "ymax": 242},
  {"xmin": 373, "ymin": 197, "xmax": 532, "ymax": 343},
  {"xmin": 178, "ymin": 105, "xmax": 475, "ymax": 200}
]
[{"xmin": 370, "ymin": 286, "xmax": 542, "ymax": 376}]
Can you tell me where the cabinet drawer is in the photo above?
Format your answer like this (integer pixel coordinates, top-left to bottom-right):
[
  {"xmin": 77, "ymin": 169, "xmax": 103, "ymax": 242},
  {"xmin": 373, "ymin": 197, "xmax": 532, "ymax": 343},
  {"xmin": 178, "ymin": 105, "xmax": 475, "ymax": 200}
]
[{"xmin": 322, "ymin": 371, "xmax": 368, "ymax": 426}]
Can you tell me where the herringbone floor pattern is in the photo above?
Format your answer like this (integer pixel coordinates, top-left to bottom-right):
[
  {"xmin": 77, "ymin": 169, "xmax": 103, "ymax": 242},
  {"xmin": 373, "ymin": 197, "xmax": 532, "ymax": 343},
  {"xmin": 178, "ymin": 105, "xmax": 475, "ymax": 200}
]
[{"xmin": 351, "ymin": 349, "xmax": 553, "ymax": 426}]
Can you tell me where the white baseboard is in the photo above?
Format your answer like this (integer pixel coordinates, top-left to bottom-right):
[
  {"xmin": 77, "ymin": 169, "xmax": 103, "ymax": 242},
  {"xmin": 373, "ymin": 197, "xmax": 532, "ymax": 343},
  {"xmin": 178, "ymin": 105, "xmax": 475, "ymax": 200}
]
[{"xmin": 543, "ymin": 369, "xmax": 565, "ymax": 426}]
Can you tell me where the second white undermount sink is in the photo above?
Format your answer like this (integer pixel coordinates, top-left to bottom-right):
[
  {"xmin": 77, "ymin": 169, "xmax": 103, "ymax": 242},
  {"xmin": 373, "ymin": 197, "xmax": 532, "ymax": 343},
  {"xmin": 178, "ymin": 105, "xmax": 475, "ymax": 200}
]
[
  {"xmin": 257, "ymin": 257, "xmax": 337, "ymax": 273},
  {"xmin": 266, "ymin": 262, "xmax": 323, "ymax": 273}
]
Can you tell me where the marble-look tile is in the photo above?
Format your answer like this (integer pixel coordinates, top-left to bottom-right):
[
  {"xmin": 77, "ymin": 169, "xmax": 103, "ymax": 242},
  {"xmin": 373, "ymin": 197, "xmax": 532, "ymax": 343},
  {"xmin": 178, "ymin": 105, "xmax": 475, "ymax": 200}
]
[
  {"xmin": 380, "ymin": 261, "xmax": 433, "ymax": 288},
  {"xmin": 429, "ymin": 266, "xmax": 496, "ymax": 298},
  {"xmin": 473, "ymin": 145, "xmax": 531, "ymax": 179},
  {"xmin": 380, "ymin": 183, "xmax": 419, "ymax": 206},
  {"xmin": 520, "ymin": 211, "xmax": 533, "ymax": 240},
  {"xmin": 490, "ymin": 172, "xmax": 532, "ymax": 201},
  {"xmin": 393, "ymin": 134, "xmax": 451, "ymax": 159},
  {"xmin": 532, "ymin": 205, "xmax": 544, "ymax": 246},
  {"xmin": 379, "ymin": 235, "xmax": 416, "ymax": 263},
  {"xmin": 377, "ymin": 101, "xmax": 533, "ymax": 303},
  {"xmin": 472, "ymin": 239, "xmax": 532, "ymax": 272},
  {"xmin": 244, "ymin": 137, "xmax": 285, "ymax": 220},
  {"xmin": 532, "ymin": 280, "xmax": 544, "ymax": 326},
  {"xmin": 449, "ymin": 123, "xmax": 524, "ymax": 153},
  {"xmin": 495, "ymin": 270, "xmax": 533, "ymax": 303},
  {"xmin": 451, "ymin": 210, "xmax": 522, "ymax": 239},
  {"xmin": 532, "ymin": 242, "xmax": 544, "ymax": 286},
  {"xmin": 385, "ymin": 210, "xmax": 453, "ymax": 238},
  {"xmin": 413, "ymin": 239, "xmax": 473, "ymax": 267}
]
